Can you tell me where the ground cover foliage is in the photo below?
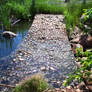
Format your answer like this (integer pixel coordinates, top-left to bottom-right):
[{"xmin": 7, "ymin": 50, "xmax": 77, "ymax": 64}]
[{"xmin": 64, "ymin": 48, "xmax": 92, "ymax": 86}]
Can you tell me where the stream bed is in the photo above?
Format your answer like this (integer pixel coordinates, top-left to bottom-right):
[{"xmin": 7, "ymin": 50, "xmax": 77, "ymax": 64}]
[{"xmin": 0, "ymin": 21, "xmax": 31, "ymax": 59}]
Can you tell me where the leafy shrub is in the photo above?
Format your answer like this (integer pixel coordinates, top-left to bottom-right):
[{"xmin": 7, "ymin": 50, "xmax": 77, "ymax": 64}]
[
  {"xmin": 0, "ymin": 1, "xmax": 10, "ymax": 29},
  {"xmin": 8, "ymin": 0, "xmax": 31, "ymax": 19},
  {"xmin": 62, "ymin": 1, "xmax": 92, "ymax": 36},
  {"xmin": 62, "ymin": 1, "xmax": 85, "ymax": 36},
  {"xmin": 76, "ymin": 48, "xmax": 83, "ymax": 57},
  {"xmin": 84, "ymin": 50, "xmax": 92, "ymax": 57},
  {"xmin": 81, "ymin": 8, "xmax": 92, "ymax": 35},
  {"xmin": 63, "ymin": 48, "xmax": 92, "ymax": 86},
  {"xmin": 13, "ymin": 74, "xmax": 49, "ymax": 92},
  {"xmin": 82, "ymin": 8, "xmax": 92, "ymax": 22},
  {"xmin": 0, "ymin": 0, "xmax": 32, "ymax": 29}
]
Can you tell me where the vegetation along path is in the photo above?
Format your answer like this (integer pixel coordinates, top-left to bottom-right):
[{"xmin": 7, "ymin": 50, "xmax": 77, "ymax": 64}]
[{"xmin": 0, "ymin": 14, "xmax": 77, "ymax": 91}]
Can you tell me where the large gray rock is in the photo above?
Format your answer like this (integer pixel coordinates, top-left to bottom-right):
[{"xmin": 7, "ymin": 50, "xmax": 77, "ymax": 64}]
[{"xmin": 2, "ymin": 31, "xmax": 16, "ymax": 38}]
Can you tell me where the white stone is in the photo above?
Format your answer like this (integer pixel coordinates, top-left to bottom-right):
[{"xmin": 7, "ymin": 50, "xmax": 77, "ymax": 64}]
[{"xmin": 41, "ymin": 66, "xmax": 47, "ymax": 72}]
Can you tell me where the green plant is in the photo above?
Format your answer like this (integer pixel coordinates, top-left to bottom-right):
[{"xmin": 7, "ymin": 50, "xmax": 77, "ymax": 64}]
[
  {"xmin": 81, "ymin": 8, "xmax": 92, "ymax": 35},
  {"xmin": 0, "ymin": 0, "xmax": 92, "ymax": 30},
  {"xmin": 62, "ymin": 1, "xmax": 92, "ymax": 36},
  {"xmin": 0, "ymin": 0, "xmax": 64, "ymax": 29},
  {"xmin": 8, "ymin": 0, "xmax": 31, "ymax": 19},
  {"xmin": 82, "ymin": 8, "xmax": 92, "ymax": 22},
  {"xmin": 63, "ymin": 49, "xmax": 92, "ymax": 86},
  {"xmin": 0, "ymin": 1, "xmax": 11, "ymax": 29},
  {"xmin": 62, "ymin": 3, "xmax": 82, "ymax": 35},
  {"xmin": 84, "ymin": 50, "xmax": 92, "ymax": 57},
  {"xmin": 76, "ymin": 48, "xmax": 83, "ymax": 57},
  {"xmin": 13, "ymin": 74, "xmax": 49, "ymax": 92}
]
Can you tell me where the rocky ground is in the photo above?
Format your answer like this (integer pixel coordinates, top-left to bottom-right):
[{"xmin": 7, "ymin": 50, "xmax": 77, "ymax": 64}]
[
  {"xmin": 44, "ymin": 27, "xmax": 92, "ymax": 92},
  {"xmin": 0, "ymin": 14, "xmax": 77, "ymax": 92}
]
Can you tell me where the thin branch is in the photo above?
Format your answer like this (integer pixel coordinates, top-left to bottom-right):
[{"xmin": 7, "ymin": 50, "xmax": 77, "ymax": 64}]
[{"xmin": 0, "ymin": 83, "xmax": 15, "ymax": 88}]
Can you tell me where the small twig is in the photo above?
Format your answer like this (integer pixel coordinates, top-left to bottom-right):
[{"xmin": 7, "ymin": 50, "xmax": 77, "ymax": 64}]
[
  {"xmin": 0, "ymin": 83, "xmax": 15, "ymax": 88},
  {"xmin": 11, "ymin": 19, "xmax": 21, "ymax": 26}
]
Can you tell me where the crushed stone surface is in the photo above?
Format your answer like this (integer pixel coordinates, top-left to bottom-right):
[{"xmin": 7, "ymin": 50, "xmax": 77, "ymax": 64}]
[{"xmin": 0, "ymin": 14, "xmax": 77, "ymax": 92}]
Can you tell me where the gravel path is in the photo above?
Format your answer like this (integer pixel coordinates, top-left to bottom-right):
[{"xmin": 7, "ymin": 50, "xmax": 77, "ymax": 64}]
[{"xmin": 0, "ymin": 14, "xmax": 77, "ymax": 92}]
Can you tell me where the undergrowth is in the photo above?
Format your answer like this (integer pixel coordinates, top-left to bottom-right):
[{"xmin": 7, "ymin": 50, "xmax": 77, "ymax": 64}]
[
  {"xmin": 0, "ymin": 0, "xmax": 92, "ymax": 31},
  {"xmin": 8, "ymin": 1, "xmax": 31, "ymax": 19},
  {"xmin": 13, "ymin": 74, "xmax": 49, "ymax": 92},
  {"xmin": 63, "ymin": 48, "xmax": 92, "ymax": 86},
  {"xmin": 81, "ymin": 8, "xmax": 92, "ymax": 35},
  {"xmin": 0, "ymin": 0, "xmax": 64, "ymax": 29},
  {"xmin": 62, "ymin": 1, "xmax": 92, "ymax": 36}
]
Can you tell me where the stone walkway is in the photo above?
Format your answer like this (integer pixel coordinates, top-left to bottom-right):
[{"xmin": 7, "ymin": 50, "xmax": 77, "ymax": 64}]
[{"xmin": 0, "ymin": 14, "xmax": 77, "ymax": 91}]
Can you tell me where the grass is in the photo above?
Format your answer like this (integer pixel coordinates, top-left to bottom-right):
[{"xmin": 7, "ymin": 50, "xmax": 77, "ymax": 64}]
[
  {"xmin": 61, "ymin": 1, "xmax": 92, "ymax": 36},
  {"xmin": 0, "ymin": 0, "xmax": 92, "ymax": 32},
  {"xmin": 0, "ymin": 1, "xmax": 10, "ymax": 29},
  {"xmin": 0, "ymin": 0, "xmax": 64, "ymax": 29},
  {"xmin": 8, "ymin": 0, "xmax": 32, "ymax": 19},
  {"xmin": 12, "ymin": 74, "xmax": 49, "ymax": 92},
  {"xmin": 35, "ymin": 0, "xmax": 63, "ymax": 14}
]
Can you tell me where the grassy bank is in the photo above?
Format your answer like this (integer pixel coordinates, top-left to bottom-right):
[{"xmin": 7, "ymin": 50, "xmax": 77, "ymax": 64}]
[
  {"xmin": 0, "ymin": 0, "xmax": 64, "ymax": 29},
  {"xmin": 61, "ymin": 1, "xmax": 92, "ymax": 36}
]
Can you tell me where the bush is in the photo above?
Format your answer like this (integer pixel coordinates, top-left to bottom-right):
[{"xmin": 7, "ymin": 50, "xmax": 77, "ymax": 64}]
[
  {"xmin": 63, "ymin": 48, "xmax": 92, "ymax": 86},
  {"xmin": 13, "ymin": 74, "xmax": 49, "ymax": 92},
  {"xmin": 62, "ymin": 1, "xmax": 92, "ymax": 36},
  {"xmin": 82, "ymin": 8, "xmax": 92, "ymax": 22},
  {"xmin": 81, "ymin": 8, "xmax": 92, "ymax": 35},
  {"xmin": 0, "ymin": 0, "xmax": 32, "ymax": 29},
  {"xmin": 62, "ymin": 2, "xmax": 82, "ymax": 35},
  {"xmin": 0, "ymin": 1, "xmax": 10, "ymax": 29}
]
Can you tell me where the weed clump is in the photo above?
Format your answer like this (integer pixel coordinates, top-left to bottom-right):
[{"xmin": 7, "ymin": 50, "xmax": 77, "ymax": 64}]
[
  {"xmin": 13, "ymin": 74, "xmax": 49, "ymax": 92},
  {"xmin": 63, "ymin": 48, "xmax": 92, "ymax": 86}
]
